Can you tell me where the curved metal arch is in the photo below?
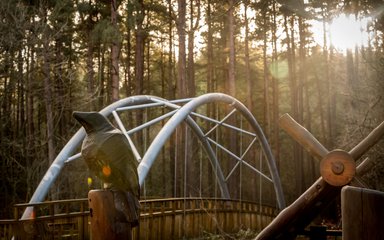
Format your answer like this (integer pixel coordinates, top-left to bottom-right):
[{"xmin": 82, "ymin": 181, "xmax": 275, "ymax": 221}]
[
  {"xmin": 24, "ymin": 95, "xmax": 229, "ymax": 211},
  {"xmin": 138, "ymin": 93, "xmax": 285, "ymax": 209},
  {"xmin": 23, "ymin": 93, "xmax": 285, "ymax": 219},
  {"xmin": 135, "ymin": 97, "xmax": 230, "ymax": 198},
  {"xmin": 22, "ymin": 96, "xmax": 157, "ymax": 218}
]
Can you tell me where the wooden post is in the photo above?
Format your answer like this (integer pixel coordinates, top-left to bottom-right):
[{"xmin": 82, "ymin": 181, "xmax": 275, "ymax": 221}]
[
  {"xmin": 255, "ymin": 115, "xmax": 384, "ymax": 240},
  {"xmin": 342, "ymin": 186, "xmax": 384, "ymax": 240},
  {"xmin": 88, "ymin": 189, "xmax": 132, "ymax": 240}
]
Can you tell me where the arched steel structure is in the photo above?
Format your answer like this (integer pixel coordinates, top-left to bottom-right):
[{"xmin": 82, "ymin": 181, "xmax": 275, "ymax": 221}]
[{"xmin": 23, "ymin": 93, "xmax": 285, "ymax": 219}]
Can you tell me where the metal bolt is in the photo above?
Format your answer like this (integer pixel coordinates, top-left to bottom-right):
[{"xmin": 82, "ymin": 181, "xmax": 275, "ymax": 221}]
[{"xmin": 332, "ymin": 161, "xmax": 344, "ymax": 175}]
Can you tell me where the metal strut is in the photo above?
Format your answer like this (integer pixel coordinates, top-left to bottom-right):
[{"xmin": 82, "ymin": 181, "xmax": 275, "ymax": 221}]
[{"xmin": 22, "ymin": 93, "xmax": 286, "ymax": 221}]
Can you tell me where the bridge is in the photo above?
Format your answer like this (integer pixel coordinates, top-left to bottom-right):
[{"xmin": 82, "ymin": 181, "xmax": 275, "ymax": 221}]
[
  {"xmin": 1, "ymin": 197, "xmax": 277, "ymax": 239},
  {"xmin": 1, "ymin": 93, "xmax": 284, "ymax": 239},
  {"xmin": 1, "ymin": 93, "xmax": 383, "ymax": 239}
]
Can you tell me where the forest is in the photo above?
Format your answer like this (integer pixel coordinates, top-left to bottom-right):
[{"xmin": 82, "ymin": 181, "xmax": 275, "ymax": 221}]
[{"xmin": 0, "ymin": 0, "xmax": 383, "ymax": 219}]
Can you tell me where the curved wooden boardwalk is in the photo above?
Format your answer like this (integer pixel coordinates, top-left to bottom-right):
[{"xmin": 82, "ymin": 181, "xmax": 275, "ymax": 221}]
[{"xmin": 0, "ymin": 198, "xmax": 277, "ymax": 239}]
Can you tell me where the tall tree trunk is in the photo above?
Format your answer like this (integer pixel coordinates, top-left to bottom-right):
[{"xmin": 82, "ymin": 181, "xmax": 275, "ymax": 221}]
[
  {"xmin": 134, "ymin": 0, "xmax": 145, "ymax": 163},
  {"xmin": 42, "ymin": 40, "xmax": 55, "ymax": 167},
  {"xmin": 186, "ymin": 0, "xmax": 200, "ymax": 197},
  {"xmin": 315, "ymin": 4, "xmax": 328, "ymax": 144},
  {"xmin": 298, "ymin": 13, "xmax": 306, "ymax": 190},
  {"xmin": 290, "ymin": 15, "xmax": 303, "ymax": 194},
  {"xmin": 262, "ymin": 9, "xmax": 270, "ymax": 134},
  {"xmin": 207, "ymin": 0, "xmax": 213, "ymax": 96},
  {"xmin": 227, "ymin": 0, "xmax": 238, "ymax": 198},
  {"xmin": 187, "ymin": 7, "xmax": 194, "ymax": 97},
  {"xmin": 187, "ymin": 0, "xmax": 199, "ymax": 98},
  {"xmin": 227, "ymin": 0, "xmax": 236, "ymax": 97},
  {"xmin": 98, "ymin": 46, "xmax": 106, "ymax": 108},
  {"xmin": 206, "ymin": 0, "xmax": 214, "ymax": 197},
  {"xmin": 125, "ymin": 38, "xmax": 132, "ymax": 98},
  {"xmin": 167, "ymin": 0, "xmax": 175, "ymax": 197},
  {"xmin": 271, "ymin": 0, "xmax": 280, "ymax": 169},
  {"xmin": 325, "ymin": 4, "xmax": 334, "ymax": 148},
  {"xmin": 284, "ymin": 14, "xmax": 302, "ymax": 195},
  {"xmin": 17, "ymin": 49, "xmax": 25, "ymax": 139},
  {"xmin": 124, "ymin": 1, "xmax": 133, "ymax": 99},
  {"xmin": 87, "ymin": 38, "xmax": 95, "ymax": 110},
  {"xmin": 160, "ymin": 38, "xmax": 167, "ymax": 196},
  {"xmin": 298, "ymin": 16, "xmax": 305, "ymax": 124},
  {"xmin": 26, "ymin": 44, "xmax": 35, "ymax": 198},
  {"xmin": 145, "ymin": 29, "xmax": 151, "ymax": 93},
  {"xmin": 167, "ymin": 0, "xmax": 175, "ymax": 100},
  {"xmin": 84, "ymin": 0, "xmax": 97, "ymax": 110},
  {"xmin": 174, "ymin": 0, "xmax": 187, "ymax": 197},
  {"xmin": 176, "ymin": 0, "xmax": 187, "ymax": 98},
  {"xmin": 111, "ymin": 0, "xmax": 120, "ymax": 102},
  {"xmin": 244, "ymin": 1, "xmax": 253, "ymax": 111}
]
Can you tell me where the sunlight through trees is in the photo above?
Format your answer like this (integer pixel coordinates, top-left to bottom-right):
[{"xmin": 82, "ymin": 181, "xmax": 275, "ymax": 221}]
[{"xmin": 0, "ymin": 0, "xmax": 383, "ymax": 219}]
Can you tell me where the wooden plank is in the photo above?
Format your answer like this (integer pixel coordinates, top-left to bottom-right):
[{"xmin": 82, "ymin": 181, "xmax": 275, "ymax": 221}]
[
  {"xmin": 349, "ymin": 121, "xmax": 384, "ymax": 160},
  {"xmin": 342, "ymin": 186, "xmax": 384, "ymax": 240},
  {"xmin": 279, "ymin": 113, "xmax": 328, "ymax": 160}
]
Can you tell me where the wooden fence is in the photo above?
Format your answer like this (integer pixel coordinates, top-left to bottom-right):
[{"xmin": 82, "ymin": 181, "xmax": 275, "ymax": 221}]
[
  {"xmin": 138, "ymin": 198, "xmax": 277, "ymax": 239},
  {"xmin": 0, "ymin": 198, "xmax": 277, "ymax": 239},
  {"xmin": 1, "ymin": 199, "xmax": 90, "ymax": 240}
]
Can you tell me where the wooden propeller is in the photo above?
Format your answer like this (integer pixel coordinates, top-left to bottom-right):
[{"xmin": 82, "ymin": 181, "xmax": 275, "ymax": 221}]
[
  {"xmin": 320, "ymin": 149, "xmax": 356, "ymax": 186},
  {"xmin": 255, "ymin": 114, "xmax": 384, "ymax": 240}
]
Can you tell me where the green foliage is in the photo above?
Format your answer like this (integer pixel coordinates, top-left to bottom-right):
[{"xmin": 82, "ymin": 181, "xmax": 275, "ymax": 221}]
[{"xmin": 91, "ymin": 19, "xmax": 121, "ymax": 44}]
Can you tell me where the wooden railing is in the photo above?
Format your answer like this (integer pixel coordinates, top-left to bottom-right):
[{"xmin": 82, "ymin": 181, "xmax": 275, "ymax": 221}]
[
  {"xmin": 138, "ymin": 198, "xmax": 277, "ymax": 239},
  {"xmin": 1, "ymin": 198, "xmax": 90, "ymax": 240},
  {"xmin": 0, "ymin": 198, "xmax": 277, "ymax": 240}
]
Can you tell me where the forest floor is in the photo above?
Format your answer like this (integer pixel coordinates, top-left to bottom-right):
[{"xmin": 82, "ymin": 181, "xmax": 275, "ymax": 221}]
[
  {"xmin": 189, "ymin": 229, "xmax": 258, "ymax": 240},
  {"xmin": 188, "ymin": 228, "xmax": 342, "ymax": 239}
]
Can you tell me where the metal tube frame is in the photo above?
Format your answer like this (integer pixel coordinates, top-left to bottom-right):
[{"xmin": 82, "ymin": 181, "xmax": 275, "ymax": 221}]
[{"xmin": 23, "ymin": 93, "xmax": 286, "ymax": 220}]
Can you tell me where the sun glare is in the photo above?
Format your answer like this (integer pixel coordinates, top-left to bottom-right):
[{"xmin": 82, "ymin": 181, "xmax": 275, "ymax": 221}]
[
  {"xmin": 330, "ymin": 14, "xmax": 370, "ymax": 50},
  {"xmin": 312, "ymin": 14, "xmax": 371, "ymax": 52}
]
